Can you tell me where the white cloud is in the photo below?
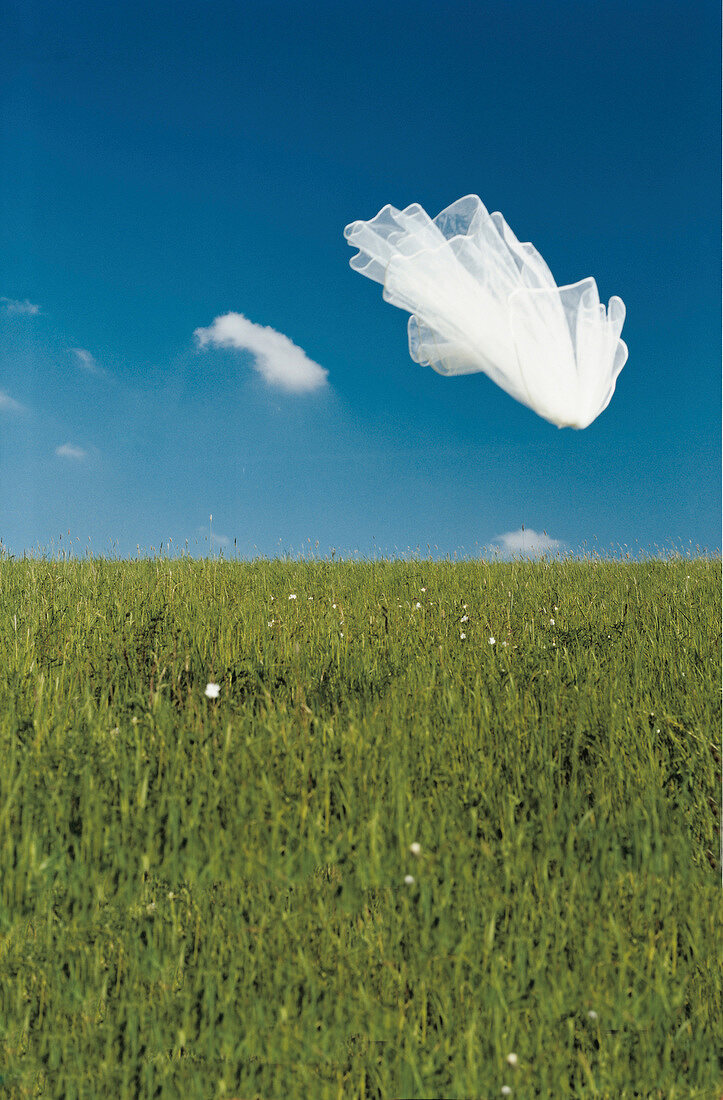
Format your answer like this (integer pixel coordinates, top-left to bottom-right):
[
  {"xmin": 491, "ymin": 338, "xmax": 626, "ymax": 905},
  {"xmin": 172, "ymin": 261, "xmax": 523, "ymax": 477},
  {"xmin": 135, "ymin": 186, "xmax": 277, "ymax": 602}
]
[
  {"xmin": 492, "ymin": 528, "xmax": 565, "ymax": 558},
  {"xmin": 196, "ymin": 524, "xmax": 230, "ymax": 549},
  {"xmin": 1, "ymin": 296, "xmax": 40, "ymax": 315},
  {"xmin": 70, "ymin": 348, "xmax": 102, "ymax": 374},
  {"xmin": 194, "ymin": 312, "xmax": 329, "ymax": 393},
  {"xmin": 0, "ymin": 389, "xmax": 25, "ymax": 414},
  {"xmin": 55, "ymin": 443, "xmax": 88, "ymax": 461}
]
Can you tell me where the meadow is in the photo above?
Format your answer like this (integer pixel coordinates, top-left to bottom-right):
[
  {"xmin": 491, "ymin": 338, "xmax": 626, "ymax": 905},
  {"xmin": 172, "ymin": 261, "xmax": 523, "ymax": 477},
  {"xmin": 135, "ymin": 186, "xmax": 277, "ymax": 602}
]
[{"xmin": 0, "ymin": 553, "xmax": 720, "ymax": 1099}]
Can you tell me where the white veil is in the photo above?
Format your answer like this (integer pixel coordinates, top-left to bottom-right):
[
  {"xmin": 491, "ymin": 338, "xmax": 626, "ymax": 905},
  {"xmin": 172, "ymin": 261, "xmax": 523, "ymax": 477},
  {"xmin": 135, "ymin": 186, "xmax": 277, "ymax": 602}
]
[{"xmin": 344, "ymin": 195, "xmax": 627, "ymax": 429}]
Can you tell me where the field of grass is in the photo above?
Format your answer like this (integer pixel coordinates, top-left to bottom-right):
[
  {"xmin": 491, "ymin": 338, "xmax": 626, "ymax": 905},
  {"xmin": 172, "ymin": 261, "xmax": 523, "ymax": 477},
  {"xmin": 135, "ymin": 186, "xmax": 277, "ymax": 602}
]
[{"xmin": 0, "ymin": 554, "xmax": 720, "ymax": 1099}]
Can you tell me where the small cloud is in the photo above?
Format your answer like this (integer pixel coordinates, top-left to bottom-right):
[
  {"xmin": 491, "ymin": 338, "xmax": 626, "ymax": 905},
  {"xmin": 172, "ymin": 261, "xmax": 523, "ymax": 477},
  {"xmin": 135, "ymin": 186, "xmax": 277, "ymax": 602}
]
[
  {"xmin": 1, "ymin": 296, "xmax": 40, "ymax": 315},
  {"xmin": 70, "ymin": 348, "xmax": 103, "ymax": 375},
  {"xmin": 55, "ymin": 443, "xmax": 88, "ymax": 461},
  {"xmin": 0, "ymin": 389, "xmax": 25, "ymax": 414},
  {"xmin": 196, "ymin": 524, "xmax": 230, "ymax": 549},
  {"xmin": 194, "ymin": 312, "xmax": 329, "ymax": 393},
  {"xmin": 492, "ymin": 528, "xmax": 565, "ymax": 558}
]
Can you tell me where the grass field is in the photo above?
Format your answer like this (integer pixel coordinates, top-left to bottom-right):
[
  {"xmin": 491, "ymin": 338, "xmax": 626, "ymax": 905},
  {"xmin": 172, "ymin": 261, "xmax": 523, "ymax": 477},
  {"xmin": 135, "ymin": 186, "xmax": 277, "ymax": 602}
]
[{"xmin": 0, "ymin": 554, "xmax": 721, "ymax": 1099}]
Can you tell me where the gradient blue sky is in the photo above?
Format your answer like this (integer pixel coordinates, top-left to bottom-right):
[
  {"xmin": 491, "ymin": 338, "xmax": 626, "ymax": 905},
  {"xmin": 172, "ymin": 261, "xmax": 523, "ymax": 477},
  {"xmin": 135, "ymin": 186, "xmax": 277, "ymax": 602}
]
[{"xmin": 1, "ymin": 0, "xmax": 720, "ymax": 558}]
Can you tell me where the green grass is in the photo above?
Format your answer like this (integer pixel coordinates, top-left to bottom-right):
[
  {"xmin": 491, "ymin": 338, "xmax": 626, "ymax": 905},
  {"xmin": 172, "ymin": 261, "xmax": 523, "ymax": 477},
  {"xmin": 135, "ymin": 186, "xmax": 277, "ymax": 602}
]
[{"xmin": 0, "ymin": 555, "xmax": 720, "ymax": 1099}]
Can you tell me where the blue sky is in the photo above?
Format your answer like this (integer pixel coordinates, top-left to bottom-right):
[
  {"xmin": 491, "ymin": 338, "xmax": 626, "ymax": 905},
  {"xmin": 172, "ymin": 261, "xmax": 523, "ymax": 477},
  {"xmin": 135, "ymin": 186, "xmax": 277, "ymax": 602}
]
[{"xmin": 1, "ymin": 0, "xmax": 719, "ymax": 558}]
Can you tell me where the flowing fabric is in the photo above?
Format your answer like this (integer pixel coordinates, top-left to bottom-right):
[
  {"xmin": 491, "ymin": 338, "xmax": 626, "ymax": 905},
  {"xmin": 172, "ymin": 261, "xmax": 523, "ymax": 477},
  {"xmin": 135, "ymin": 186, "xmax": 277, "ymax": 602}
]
[{"xmin": 344, "ymin": 195, "xmax": 627, "ymax": 429}]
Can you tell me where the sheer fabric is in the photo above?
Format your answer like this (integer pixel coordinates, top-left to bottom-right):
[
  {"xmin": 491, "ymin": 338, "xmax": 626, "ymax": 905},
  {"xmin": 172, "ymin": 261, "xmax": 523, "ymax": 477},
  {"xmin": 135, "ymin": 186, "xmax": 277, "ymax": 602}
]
[{"xmin": 344, "ymin": 195, "xmax": 627, "ymax": 428}]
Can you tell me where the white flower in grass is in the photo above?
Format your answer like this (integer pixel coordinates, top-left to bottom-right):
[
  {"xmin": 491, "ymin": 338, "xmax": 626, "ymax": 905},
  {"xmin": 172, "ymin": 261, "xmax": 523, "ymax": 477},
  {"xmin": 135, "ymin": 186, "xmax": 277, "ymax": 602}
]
[
  {"xmin": 204, "ymin": 682, "xmax": 220, "ymax": 699},
  {"xmin": 506, "ymin": 1052, "xmax": 518, "ymax": 1066},
  {"xmin": 409, "ymin": 842, "xmax": 421, "ymax": 856},
  {"xmin": 460, "ymin": 614, "xmax": 468, "ymax": 622},
  {"xmin": 587, "ymin": 1009, "xmax": 598, "ymax": 1020},
  {"xmin": 415, "ymin": 601, "xmax": 422, "ymax": 609},
  {"xmin": 288, "ymin": 593, "xmax": 297, "ymax": 600},
  {"xmin": 421, "ymin": 587, "xmax": 427, "ymax": 592},
  {"xmin": 501, "ymin": 1088, "xmax": 512, "ymax": 1097},
  {"xmin": 489, "ymin": 636, "xmax": 496, "ymax": 645},
  {"xmin": 550, "ymin": 617, "xmax": 555, "ymax": 625},
  {"xmin": 460, "ymin": 632, "xmax": 466, "ymax": 640},
  {"xmin": 404, "ymin": 874, "xmax": 415, "ymax": 885}
]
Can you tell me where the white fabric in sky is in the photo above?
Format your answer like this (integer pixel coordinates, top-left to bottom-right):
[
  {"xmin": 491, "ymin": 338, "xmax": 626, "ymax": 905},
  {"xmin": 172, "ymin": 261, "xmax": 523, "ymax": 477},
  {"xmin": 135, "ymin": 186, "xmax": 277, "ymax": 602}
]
[{"xmin": 344, "ymin": 195, "xmax": 627, "ymax": 429}]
